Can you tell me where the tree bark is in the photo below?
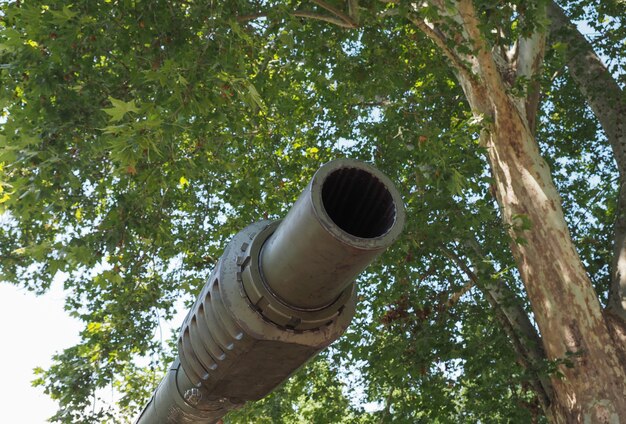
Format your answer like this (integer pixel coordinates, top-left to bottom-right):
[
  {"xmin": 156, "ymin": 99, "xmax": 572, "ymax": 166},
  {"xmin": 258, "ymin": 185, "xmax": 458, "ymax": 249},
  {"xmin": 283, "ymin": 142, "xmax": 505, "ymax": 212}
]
[{"xmin": 483, "ymin": 93, "xmax": 626, "ymax": 423}]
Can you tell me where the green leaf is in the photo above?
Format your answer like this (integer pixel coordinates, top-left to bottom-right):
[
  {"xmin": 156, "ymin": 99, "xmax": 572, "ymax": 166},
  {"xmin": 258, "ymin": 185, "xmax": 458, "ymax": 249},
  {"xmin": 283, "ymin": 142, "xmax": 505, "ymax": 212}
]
[
  {"xmin": 48, "ymin": 5, "xmax": 78, "ymax": 24},
  {"xmin": 102, "ymin": 97, "xmax": 140, "ymax": 122},
  {"xmin": 246, "ymin": 81, "xmax": 266, "ymax": 112}
]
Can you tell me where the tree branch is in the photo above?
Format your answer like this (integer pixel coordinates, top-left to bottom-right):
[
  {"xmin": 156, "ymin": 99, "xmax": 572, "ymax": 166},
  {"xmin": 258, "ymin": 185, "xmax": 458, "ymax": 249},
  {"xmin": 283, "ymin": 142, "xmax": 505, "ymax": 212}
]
[
  {"xmin": 515, "ymin": 3, "xmax": 548, "ymax": 134},
  {"xmin": 443, "ymin": 242, "xmax": 553, "ymax": 413},
  {"xmin": 407, "ymin": 15, "xmax": 477, "ymax": 87},
  {"xmin": 311, "ymin": 0, "xmax": 358, "ymax": 28},
  {"xmin": 237, "ymin": 0, "xmax": 359, "ymax": 30},
  {"xmin": 236, "ymin": 13, "xmax": 270, "ymax": 22},
  {"xmin": 515, "ymin": 5, "xmax": 548, "ymax": 80},
  {"xmin": 237, "ymin": 11, "xmax": 357, "ymax": 29},
  {"xmin": 446, "ymin": 278, "xmax": 474, "ymax": 309},
  {"xmin": 610, "ymin": 182, "xmax": 626, "ymax": 322},
  {"xmin": 293, "ymin": 10, "xmax": 357, "ymax": 28},
  {"xmin": 455, "ymin": 0, "xmax": 507, "ymax": 104},
  {"xmin": 547, "ymin": 1, "xmax": 626, "ymax": 175},
  {"xmin": 548, "ymin": 1, "xmax": 626, "ymax": 321}
]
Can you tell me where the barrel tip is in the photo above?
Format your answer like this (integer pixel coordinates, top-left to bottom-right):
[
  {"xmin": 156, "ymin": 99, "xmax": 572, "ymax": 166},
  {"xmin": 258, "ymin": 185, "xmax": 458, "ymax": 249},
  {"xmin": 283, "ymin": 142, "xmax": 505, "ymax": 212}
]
[{"xmin": 311, "ymin": 159, "xmax": 405, "ymax": 249}]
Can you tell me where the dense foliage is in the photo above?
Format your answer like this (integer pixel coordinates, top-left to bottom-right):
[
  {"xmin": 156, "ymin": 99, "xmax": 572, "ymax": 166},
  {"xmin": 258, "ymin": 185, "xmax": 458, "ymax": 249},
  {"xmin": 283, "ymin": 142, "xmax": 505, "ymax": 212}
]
[{"xmin": 1, "ymin": 0, "xmax": 624, "ymax": 422}]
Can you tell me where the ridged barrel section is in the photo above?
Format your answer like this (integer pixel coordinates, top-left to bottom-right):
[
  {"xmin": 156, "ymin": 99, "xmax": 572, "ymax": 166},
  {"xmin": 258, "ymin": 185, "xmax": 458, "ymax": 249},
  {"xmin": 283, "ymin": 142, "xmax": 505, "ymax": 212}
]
[{"xmin": 179, "ymin": 275, "xmax": 247, "ymax": 388}]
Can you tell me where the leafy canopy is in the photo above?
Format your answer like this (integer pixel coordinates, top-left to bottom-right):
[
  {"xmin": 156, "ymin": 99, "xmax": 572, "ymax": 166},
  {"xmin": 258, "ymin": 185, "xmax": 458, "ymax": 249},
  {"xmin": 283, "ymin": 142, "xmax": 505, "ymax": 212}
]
[{"xmin": 0, "ymin": 0, "xmax": 623, "ymax": 422}]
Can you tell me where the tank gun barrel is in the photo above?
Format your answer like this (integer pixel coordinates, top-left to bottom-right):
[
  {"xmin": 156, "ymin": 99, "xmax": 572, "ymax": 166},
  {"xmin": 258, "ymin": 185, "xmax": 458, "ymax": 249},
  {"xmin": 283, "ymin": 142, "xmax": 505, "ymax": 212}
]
[{"xmin": 135, "ymin": 159, "xmax": 405, "ymax": 424}]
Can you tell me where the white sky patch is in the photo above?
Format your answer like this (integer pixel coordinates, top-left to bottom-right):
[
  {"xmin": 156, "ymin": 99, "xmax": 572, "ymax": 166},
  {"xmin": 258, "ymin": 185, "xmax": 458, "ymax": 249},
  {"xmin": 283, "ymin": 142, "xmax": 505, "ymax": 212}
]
[{"xmin": 0, "ymin": 278, "xmax": 82, "ymax": 423}]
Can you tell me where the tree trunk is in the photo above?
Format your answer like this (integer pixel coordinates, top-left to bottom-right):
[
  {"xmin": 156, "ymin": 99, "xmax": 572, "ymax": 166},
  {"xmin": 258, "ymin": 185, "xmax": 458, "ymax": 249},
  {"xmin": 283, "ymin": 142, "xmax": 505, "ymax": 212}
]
[
  {"xmin": 463, "ymin": 82, "xmax": 626, "ymax": 420},
  {"xmin": 408, "ymin": 0, "xmax": 626, "ymax": 419}
]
